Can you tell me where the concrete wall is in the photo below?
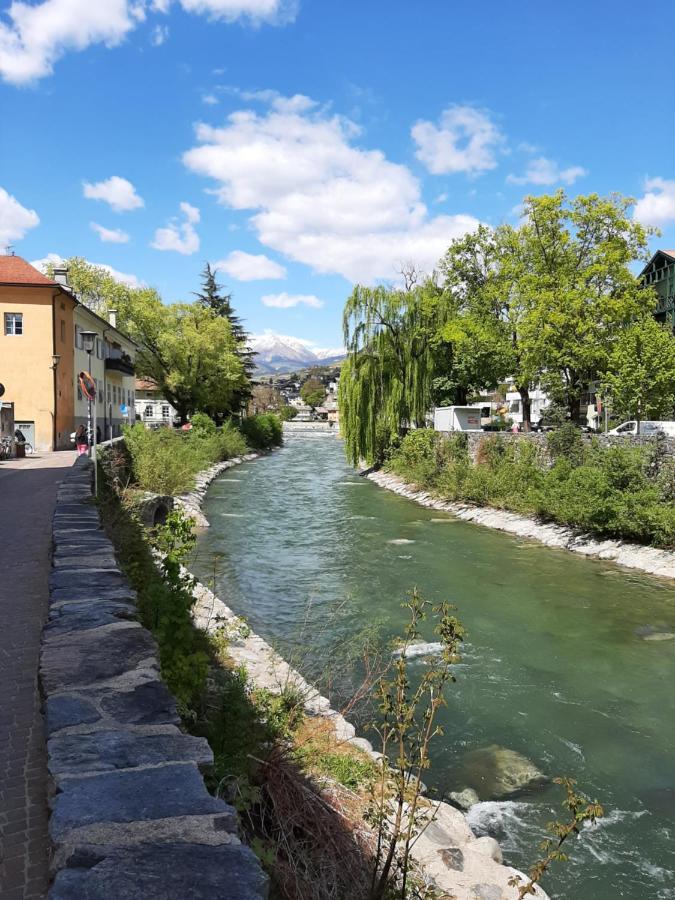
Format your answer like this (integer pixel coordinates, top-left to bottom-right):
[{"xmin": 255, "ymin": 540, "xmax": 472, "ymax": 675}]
[{"xmin": 41, "ymin": 456, "xmax": 267, "ymax": 898}]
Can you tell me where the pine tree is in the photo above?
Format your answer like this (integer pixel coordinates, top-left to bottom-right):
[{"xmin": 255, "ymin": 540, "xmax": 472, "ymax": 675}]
[{"xmin": 194, "ymin": 263, "xmax": 255, "ymax": 414}]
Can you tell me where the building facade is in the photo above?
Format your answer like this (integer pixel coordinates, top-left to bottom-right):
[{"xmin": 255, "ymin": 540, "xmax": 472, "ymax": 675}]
[
  {"xmin": 641, "ymin": 249, "xmax": 675, "ymax": 332},
  {"xmin": 0, "ymin": 256, "xmax": 76, "ymax": 450},
  {"xmin": 134, "ymin": 379, "xmax": 179, "ymax": 428},
  {"xmin": 0, "ymin": 255, "xmax": 136, "ymax": 450},
  {"xmin": 73, "ymin": 306, "xmax": 137, "ymax": 441}
]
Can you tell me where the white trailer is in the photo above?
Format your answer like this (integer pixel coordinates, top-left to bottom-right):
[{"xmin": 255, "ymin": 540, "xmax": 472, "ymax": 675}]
[{"xmin": 433, "ymin": 406, "xmax": 484, "ymax": 432}]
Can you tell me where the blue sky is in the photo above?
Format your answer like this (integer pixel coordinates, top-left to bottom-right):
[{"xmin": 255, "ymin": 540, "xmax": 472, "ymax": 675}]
[{"xmin": 2, "ymin": 0, "xmax": 675, "ymax": 349}]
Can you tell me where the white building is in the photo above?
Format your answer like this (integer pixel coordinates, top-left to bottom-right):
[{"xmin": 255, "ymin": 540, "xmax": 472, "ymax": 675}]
[
  {"xmin": 135, "ymin": 379, "xmax": 179, "ymax": 428},
  {"xmin": 73, "ymin": 306, "xmax": 137, "ymax": 441}
]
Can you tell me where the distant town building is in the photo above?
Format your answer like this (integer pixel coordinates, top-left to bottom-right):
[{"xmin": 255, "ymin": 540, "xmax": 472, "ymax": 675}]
[
  {"xmin": 135, "ymin": 379, "xmax": 179, "ymax": 428},
  {"xmin": 0, "ymin": 255, "xmax": 137, "ymax": 450},
  {"xmin": 641, "ymin": 249, "xmax": 675, "ymax": 332}
]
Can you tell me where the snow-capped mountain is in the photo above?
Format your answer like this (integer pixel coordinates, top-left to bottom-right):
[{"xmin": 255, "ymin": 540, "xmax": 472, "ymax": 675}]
[{"xmin": 249, "ymin": 332, "xmax": 345, "ymax": 374}]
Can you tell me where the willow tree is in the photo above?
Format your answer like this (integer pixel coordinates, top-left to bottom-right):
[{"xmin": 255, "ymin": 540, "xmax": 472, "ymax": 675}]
[{"xmin": 338, "ymin": 282, "xmax": 439, "ymax": 466}]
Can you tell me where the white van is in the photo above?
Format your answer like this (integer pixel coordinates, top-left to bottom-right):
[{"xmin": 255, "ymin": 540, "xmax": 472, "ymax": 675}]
[{"xmin": 608, "ymin": 420, "xmax": 675, "ymax": 437}]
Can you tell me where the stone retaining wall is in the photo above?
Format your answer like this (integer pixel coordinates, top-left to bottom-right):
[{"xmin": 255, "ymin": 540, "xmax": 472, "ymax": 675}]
[
  {"xmin": 460, "ymin": 430, "xmax": 675, "ymax": 465},
  {"xmin": 40, "ymin": 455, "xmax": 268, "ymax": 898}
]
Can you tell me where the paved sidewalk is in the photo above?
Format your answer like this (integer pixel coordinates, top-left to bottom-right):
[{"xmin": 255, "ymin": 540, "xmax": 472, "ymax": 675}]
[{"xmin": 0, "ymin": 452, "xmax": 77, "ymax": 898}]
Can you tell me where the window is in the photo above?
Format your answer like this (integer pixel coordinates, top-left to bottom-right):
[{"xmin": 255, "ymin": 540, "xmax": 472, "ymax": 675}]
[
  {"xmin": 4, "ymin": 313, "xmax": 23, "ymax": 335},
  {"xmin": 162, "ymin": 405, "xmax": 170, "ymax": 419},
  {"xmin": 144, "ymin": 404, "xmax": 153, "ymax": 418},
  {"xmin": 96, "ymin": 339, "xmax": 103, "ymax": 359},
  {"xmin": 60, "ymin": 319, "xmax": 65, "ymax": 342},
  {"xmin": 74, "ymin": 325, "xmax": 83, "ymax": 349}
]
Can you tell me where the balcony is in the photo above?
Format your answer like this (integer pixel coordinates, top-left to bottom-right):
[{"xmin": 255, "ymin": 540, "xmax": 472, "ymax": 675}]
[{"xmin": 105, "ymin": 349, "xmax": 135, "ymax": 376}]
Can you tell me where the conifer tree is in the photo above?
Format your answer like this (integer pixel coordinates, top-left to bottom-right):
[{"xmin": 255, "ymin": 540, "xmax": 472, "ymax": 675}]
[{"xmin": 194, "ymin": 263, "xmax": 255, "ymax": 413}]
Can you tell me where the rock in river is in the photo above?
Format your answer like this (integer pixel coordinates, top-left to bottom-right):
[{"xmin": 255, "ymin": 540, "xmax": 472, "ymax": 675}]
[{"xmin": 460, "ymin": 744, "xmax": 547, "ymax": 799}]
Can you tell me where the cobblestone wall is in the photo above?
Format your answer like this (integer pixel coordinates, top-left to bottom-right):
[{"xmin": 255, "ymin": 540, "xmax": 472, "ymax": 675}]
[
  {"xmin": 459, "ymin": 431, "xmax": 675, "ymax": 464},
  {"xmin": 40, "ymin": 455, "xmax": 267, "ymax": 898}
]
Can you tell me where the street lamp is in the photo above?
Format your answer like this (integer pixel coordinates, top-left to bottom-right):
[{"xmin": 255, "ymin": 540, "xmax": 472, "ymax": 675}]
[{"xmin": 80, "ymin": 331, "xmax": 98, "ymax": 459}]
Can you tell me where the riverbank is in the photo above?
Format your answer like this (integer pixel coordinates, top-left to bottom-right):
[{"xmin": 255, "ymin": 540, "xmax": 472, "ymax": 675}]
[
  {"xmin": 185, "ymin": 451, "xmax": 549, "ymax": 899},
  {"xmin": 366, "ymin": 469, "xmax": 675, "ymax": 580}
]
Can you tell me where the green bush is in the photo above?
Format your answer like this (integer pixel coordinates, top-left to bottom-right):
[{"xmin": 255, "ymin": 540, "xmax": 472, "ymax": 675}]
[
  {"xmin": 123, "ymin": 419, "xmax": 251, "ymax": 494},
  {"xmin": 386, "ymin": 427, "xmax": 675, "ymax": 549},
  {"xmin": 240, "ymin": 413, "xmax": 283, "ymax": 450}
]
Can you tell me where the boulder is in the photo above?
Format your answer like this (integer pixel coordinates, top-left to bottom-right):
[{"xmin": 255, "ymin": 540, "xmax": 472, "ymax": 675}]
[
  {"xmin": 460, "ymin": 745, "xmax": 547, "ymax": 799},
  {"xmin": 450, "ymin": 787, "xmax": 481, "ymax": 810}
]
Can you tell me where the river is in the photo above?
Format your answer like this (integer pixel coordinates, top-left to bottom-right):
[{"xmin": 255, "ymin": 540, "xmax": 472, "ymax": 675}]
[{"xmin": 193, "ymin": 431, "xmax": 675, "ymax": 899}]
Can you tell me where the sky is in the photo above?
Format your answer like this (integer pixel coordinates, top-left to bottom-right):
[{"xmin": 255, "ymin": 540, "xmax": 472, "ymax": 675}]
[{"xmin": 1, "ymin": 0, "xmax": 675, "ymax": 350}]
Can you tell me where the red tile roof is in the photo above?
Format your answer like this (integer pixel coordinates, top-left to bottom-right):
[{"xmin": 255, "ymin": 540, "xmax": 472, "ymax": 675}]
[
  {"xmin": 663, "ymin": 250, "xmax": 675, "ymax": 260},
  {"xmin": 0, "ymin": 254, "xmax": 57, "ymax": 286}
]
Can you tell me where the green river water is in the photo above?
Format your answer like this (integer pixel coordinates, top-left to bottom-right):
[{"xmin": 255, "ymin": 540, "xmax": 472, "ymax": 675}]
[{"xmin": 193, "ymin": 431, "xmax": 675, "ymax": 899}]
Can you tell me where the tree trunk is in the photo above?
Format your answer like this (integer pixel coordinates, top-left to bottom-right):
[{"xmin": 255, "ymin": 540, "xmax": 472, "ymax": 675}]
[
  {"xmin": 518, "ymin": 385, "xmax": 532, "ymax": 432},
  {"xmin": 568, "ymin": 394, "xmax": 581, "ymax": 425}
]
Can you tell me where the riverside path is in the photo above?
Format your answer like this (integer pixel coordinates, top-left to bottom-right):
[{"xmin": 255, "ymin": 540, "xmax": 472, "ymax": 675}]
[{"xmin": 0, "ymin": 451, "xmax": 76, "ymax": 898}]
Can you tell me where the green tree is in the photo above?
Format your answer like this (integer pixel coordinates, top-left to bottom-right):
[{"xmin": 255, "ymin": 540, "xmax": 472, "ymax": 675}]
[
  {"xmin": 516, "ymin": 191, "xmax": 655, "ymax": 423},
  {"xmin": 300, "ymin": 376, "xmax": 326, "ymax": 408},
  {"xmin": 52, "ymin": 258, "xmax": 248, "ymax": 423},
  {"xmin": 194, "ymin": 263, "xmax": 254, "ymax": 412},
  {"xmin": 603, "ymin": 318, "xmax": 675, "ymax": 427}
]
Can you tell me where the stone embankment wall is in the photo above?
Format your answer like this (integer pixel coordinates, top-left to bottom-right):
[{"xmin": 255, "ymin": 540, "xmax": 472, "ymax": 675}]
[
  {"xmin": 457, "ymin": 431, "xmax": 675, "ymax": 465},
  {"xmin": 367, "ymin": 469, "xmax": 675, "ymax": 580},
  {"xmin": 40, "ymin": 455, "xmax": 268, "ymax": 898},
  {"xmin": 182, "ymin": 457, "xmax": 548, "ymax": 900}
]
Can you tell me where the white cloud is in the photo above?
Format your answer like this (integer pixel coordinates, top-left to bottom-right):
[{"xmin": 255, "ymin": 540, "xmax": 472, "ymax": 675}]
[
  {"xmin": 83, "ymin": 176, "xmax": 144, "ymax": 212},
  {"xmin": 183, "ymin": 94, "xmax": 480, "ymax": 282},
  {"xmin": 0, "ymin": 0, "xmax": 137, "ymax": 85},
  {"xmin": 0, "ymin": 0, "xmax": 296, "ymax": 85},
  {"xmin": 151, "ymin": 202, "xmax": 200, "ymax": 254},
  {"xmin": 261, "ymin": 291, "xmax": 322, "ymax": 308},
  {"xmin": 90, "ymin": 222, "xmax": 130, "ymax": 243},
  {"xmin": 412, "ymin": 105, "xmax": 505, "ymax": 175},
  {"xmin": 151, "ymin": 24, "xmax": 169, "ymax": 45},
  {"xmin": 0, "ymin": 187, "xmax": 40, "ymax": 246},
  {"xmin": 506, "ymin": 156, "xmax": 587, "ymax": 186},
  {"xmin": 31, "ymin": 252, "xmax": 144, "ymax": 288},
  {"xmin": 633, "ymin": 177, "xmax": 675, "ymax": 227},
  {"xmin": 177, "ymin": 0, "xmax": 298, "ymax": 25},
  {"xmin": 202, "ymin": 93, "xmax": 219, "ymax": 105},
  {"xmin": 214, "ymin": 250, "xmax": 286, "ymax": 280}
]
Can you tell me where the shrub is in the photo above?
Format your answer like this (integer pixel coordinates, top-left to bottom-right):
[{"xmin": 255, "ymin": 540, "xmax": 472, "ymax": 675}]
[{"xmin": 240, "ymin": 413, "xmax": 283, "ymax": 450}]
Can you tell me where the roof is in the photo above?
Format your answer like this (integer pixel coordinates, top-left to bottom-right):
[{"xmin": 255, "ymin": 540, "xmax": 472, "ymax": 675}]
[
  {"xmin": 0, "ymin": 254, "xmax": 57, "ymax": 286},
  {"xmin": 640, "ymin": 249, "xmax": 675, "ymax": 276},
  {"xmin": 135, "ymin": 379, "xmax": 159, "ymax": 391}
]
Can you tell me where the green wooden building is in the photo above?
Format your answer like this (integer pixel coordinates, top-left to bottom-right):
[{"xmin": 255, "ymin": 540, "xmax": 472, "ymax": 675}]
[{"xmin": 640, "ymin": 249, "xmax": 675, "ymax": 331}]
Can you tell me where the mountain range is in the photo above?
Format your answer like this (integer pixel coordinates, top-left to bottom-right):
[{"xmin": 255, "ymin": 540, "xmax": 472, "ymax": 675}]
[{"xmin": 250, "ymin": 332, "xmax": 345, "ymax": 374}]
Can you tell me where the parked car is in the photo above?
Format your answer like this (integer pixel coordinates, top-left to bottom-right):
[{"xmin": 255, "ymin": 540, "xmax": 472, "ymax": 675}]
[{"xmin": 607, "ymin": 420, "xmax": 675, "ymax": 437}]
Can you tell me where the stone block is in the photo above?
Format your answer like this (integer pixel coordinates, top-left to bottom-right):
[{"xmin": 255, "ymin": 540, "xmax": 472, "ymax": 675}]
[
  {"xmin": 49, "ymin": 764, "xmax": 226, "ymax": 841},
  {"xmin": 46, "ymin": 695, "xmax": 102, "ymax": 735},
  {"xmin": 48, "ymin": 731, "xmax": 213, "ymax": 779},
  {"xmin": 50, "ymin": 842, "xmax": 268, "ymax": 899},
  {"xmin": 41, "ymin": 623, "xmax": 158, "ymax": 693},
  {"xmin": 46, "ymin": 600, "xmax": 137, "ymax": 636},
  {"xmin": 97, "ymin": 678, "xmax": 180, "ymax": 726}
]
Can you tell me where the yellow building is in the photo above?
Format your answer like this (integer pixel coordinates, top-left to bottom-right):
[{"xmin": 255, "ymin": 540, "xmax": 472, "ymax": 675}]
[
  {"xmin": 0, "ymin": 255, "xmax": 137, "ymax": 450},
  {"xmin": 0, "ymin": 255, "xmax": 75, "ymax": 450}
]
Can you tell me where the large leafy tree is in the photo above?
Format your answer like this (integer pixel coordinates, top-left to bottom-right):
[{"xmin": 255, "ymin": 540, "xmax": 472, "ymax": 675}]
[
  {"xmin": 53, "ymin": 258, "xmax": 246, "ymax": 422},
  {"xmin": 603, "ymin": 318, "xmax": 675, "ymax": 425},
  {"xmin": 300, "ymin": 376, "xmax": 325, "ymax": 408}
]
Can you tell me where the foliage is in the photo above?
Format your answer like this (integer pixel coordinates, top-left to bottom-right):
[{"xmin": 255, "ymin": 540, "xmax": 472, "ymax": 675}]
[
  {"xmin": 387, "ymin": 428, "xmax": 675, "ymax": 548},
  {"xmin": 55, "ymin": 257, "xmax": 250, "ymax": 423},
  {"xmin": 280, "ymin": 405, "xmax": 299, "ymax": 421},
  {"xmin": 194, "ymin": 262, "xmax": 255, "ymax": 411},
  {"xmin": 240, "ymin": 413, "xmax": 283, "ymax": 450},
  {"xmin": 510, "ymin": 778, "xmax": 603, "ymax": 898},
  {"xmin": 96, "ymin": 485, "xmax": 209, "ymax": 713},
  {"xmin": 603, "ymin": 317, "xmax": 675, "ymax": 424},
  {"xmin": 123, "ymin": 420, "xmax": 248, "ymax": 493},
  {"xmin": 249, "ymin": 383, "xmax": 285, "ymax": 415},
  {"xmin": 300, "ymin": 376, "xmax": 326, "ymax": 409},
  {"xmin": 368, "ymin": 589, "xmax": 464, "ymax": 900},
  {"xmin": 339, "ymin": 281, "xmax": 440, "ymax": 466},
  {"xmin": 189, "ymin": 411, "xmax": 218, "ymax": 435}
]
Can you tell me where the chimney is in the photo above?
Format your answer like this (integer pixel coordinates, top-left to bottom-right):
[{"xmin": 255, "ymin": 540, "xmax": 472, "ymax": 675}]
[
  {"xmin": 53, "ymin": 265, "xmax": 69, "ymax": 287},
  {"xmin": 109, "ymin": 309, "xmax": 118, "ymax": 329}
]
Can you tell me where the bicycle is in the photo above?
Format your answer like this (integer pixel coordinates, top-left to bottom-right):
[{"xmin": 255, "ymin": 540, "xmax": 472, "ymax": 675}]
[{"xmin": 0, "ymin": 436, "xmax": 13, "ymax": 460}]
